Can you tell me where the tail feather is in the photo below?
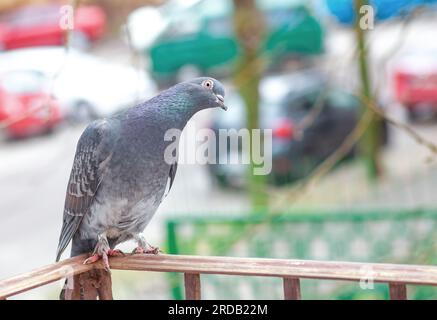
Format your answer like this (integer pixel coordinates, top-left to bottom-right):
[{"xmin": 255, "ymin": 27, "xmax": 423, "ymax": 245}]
[{"xmin": 56, "ymin": 221, "xmax": 76, "ymax": 262}]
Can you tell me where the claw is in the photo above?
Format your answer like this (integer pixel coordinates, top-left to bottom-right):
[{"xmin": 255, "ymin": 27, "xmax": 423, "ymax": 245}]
[
  {"xmin": 102, "ymin": 252, "xmax": 110, "ymax": 272},
  {"xmin": 83, "ymin": 253, "xmax": 111, "ymax": 272},
  {"xmin": 147, "ymin": 246, "xmax": 161, "ymax": 254},
  {"xmin": 108, "ymin": 249, "xmax": 125, "ymax": 257},
  {"xmin": 82, "ymin": 248, "xmax": 123, "ymax": 272},
  {"xmin": 132, "ymin": 245, "xmax": 160, "ymax": 255},
  {"xmin": 83, "ymin": 254, "xmax": 100, "ymax": 265},
  {"xmin": 132, "ymin": 247, "xmax": 145, "ymax": 254}
]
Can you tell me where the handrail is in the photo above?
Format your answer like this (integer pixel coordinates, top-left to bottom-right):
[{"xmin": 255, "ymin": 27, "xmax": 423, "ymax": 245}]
[{"xmin": 0, "ymin": 254, "xmax": 436, "ymax": 299}]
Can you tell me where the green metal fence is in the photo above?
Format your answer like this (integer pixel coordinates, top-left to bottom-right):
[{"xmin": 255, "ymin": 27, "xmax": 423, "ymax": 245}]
[{"xmin": 165, "ymin": 209, "xmax": 437, "ymax": 299}]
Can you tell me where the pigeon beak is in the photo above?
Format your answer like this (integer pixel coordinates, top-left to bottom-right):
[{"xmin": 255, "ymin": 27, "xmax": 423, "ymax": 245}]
[{"xmin": 215, "ymin": 94, "xmax": 227, "ymax": 111}]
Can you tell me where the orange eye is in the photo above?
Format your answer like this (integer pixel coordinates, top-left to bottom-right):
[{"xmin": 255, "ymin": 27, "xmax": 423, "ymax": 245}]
[{"xmin": 202, "ymin": 79, "xmax": 214, "ymax": 89}]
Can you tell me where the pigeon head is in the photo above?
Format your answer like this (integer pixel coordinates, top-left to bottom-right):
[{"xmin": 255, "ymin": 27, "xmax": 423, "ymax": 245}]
[
  {"xmin": 140, "ymin": 77, "xmax": 227, "ymax": 127},
  {"xmin": 183, "ymin": 77, "xmax": 227, "ymax": 111}
]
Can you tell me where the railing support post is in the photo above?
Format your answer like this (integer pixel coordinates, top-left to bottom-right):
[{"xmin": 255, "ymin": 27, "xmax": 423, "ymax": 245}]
[
  {"xmin": 389, "ymin": 283, "xmax": 407, "ymax": 300},
  {"xmin": 283, "ymin": 277, "xmax": 301, "ymax": 300},
  {"xmin": 184, "ymin": 273, "xmax": 201, "ymax": 300},
  {"xmin": 62, "ymin": 269, "xmax": 113, "ymax": 300}
]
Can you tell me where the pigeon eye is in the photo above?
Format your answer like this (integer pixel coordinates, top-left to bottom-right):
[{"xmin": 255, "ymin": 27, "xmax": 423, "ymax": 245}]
[{"xmin": 202, "ymin": 79, "xmax": 214, "ymax": 89}]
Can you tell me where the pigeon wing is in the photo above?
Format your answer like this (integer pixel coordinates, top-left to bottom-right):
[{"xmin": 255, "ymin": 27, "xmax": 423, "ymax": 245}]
[{"xmin": 56, "ymin": 120, "xmax": 114, "ymax": 261}]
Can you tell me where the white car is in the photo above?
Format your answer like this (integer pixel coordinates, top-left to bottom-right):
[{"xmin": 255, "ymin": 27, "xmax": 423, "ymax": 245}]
[{"xmin": 0, "ymin": 47, "xmax": 157, "ymax": 122}]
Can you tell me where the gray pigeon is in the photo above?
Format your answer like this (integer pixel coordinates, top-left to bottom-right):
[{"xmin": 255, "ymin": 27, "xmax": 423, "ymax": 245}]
[{"xmin": 55, "ymin": 77, "xmax": 226, "ymax": 270}]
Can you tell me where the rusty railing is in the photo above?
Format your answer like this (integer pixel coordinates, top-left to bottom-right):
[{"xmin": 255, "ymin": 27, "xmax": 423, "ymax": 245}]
[{"xmin": 0, "ymin": 254, "xmax": 436, "ymax": 299}]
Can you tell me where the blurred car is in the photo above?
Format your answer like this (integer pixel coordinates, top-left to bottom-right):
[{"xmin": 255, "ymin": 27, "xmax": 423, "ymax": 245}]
[
  {"xmin": 0, "ymin": 47, "xmax": 157, "ymax": 122},
  {"xmin": 0, "ymin": 4, "xmax": 106, "ymax": 51},
  {"xmin": 208, "ymin": 71, "xmax": 362, "ymax": 187},
  {"xmin": 136, "ymin": 0, "xmax": 323, "ymax": 87},
  {"xmin": 391, "ymin": 48, "xmax": 437, "ymax": 121},
  {"xmin": 0, "ymin": 70, "xmax": 62, "ymax": 138},
  {"xmin": 127, "ymin": 0, "xmax": 201, "ymax": 51}
]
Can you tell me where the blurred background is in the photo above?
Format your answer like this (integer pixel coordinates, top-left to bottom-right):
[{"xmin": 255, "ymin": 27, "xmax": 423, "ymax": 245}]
[{"xmin": 0, "ymin": 0, "xmax": 436, "ymax": 299}]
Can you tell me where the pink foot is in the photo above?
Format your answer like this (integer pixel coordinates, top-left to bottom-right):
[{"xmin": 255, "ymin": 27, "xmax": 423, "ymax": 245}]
[
  {"xmin": 132, "ymin": 246, "xmax": 160, "ymax": 255},
  {"xmin": 83, "ymin": 249, "xmax": 124, "ymax": 271},
  {"xmin": 83, "ymin": 253, "xmax": 110, "ymax": 272},
  {"xmin": 83, "ymin": 254, "xmax": 101, "ymax": 264},
  {"xmin": 108, "ymin": 249, "xmax": 125, "ymax": 257}
]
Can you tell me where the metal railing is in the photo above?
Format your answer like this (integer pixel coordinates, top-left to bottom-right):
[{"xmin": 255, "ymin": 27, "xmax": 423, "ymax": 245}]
[{"xmin": 0, "ymin": 254, "xmax": 436, "ymax": 300}]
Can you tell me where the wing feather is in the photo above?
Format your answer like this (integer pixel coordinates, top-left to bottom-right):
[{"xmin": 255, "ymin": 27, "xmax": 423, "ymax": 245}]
[{"xmin": 55, "ymin": 120, "xmax": 114, "ymax": 261}]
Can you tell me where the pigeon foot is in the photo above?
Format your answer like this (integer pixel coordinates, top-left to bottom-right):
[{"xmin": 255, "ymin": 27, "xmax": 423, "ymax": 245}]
[
  {"xmin": 133, "ymin": 233, "xmax": 161, "ymax": 254},
  {"xmin": 83, "ymin": 249, "xmax": 124, "ymax": 272},
  {"xmin": 132, "ymin": 245, "xmax": 160, "ymax": 255}
]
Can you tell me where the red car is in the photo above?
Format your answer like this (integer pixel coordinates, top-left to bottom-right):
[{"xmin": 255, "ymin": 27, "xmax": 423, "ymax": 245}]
[
  {"xmin": 0, "ymin": 4, "xmax": 106, "ymax": 51},
  {"xmin": 392, "ymin": 49, "xmax": 437, "ymax": 120},
  {"xmin": 0, "ymin": 70, "xmax": 63, "ymax": 138}
]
